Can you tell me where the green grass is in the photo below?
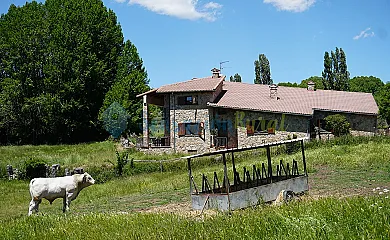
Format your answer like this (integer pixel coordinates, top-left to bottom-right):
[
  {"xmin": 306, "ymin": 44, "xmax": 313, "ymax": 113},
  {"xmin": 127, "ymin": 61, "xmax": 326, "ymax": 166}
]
[
  {"xmin": 1, "ymin": 196, "xmax": 389, "ymax": 239},
  {"xmin": 1, "ymin": 136, "xmax": 390, "ymax": 239}
]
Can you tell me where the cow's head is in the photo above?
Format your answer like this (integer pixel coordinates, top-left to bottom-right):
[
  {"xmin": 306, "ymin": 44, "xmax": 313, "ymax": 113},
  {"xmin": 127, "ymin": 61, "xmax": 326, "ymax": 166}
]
[{"xmin": 82, "ymin": 172, "xmax": 95, "ymax": 186}]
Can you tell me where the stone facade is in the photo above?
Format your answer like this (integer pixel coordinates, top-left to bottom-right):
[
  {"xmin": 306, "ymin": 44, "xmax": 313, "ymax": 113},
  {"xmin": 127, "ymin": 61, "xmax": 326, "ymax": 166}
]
[
  {"xmin": 141, "ymin": 92, "xmax": 377, "ymax": 154},
  {"xmin": 169, "ymin": 92, "xmax": 216, "ymax": 154},
  {"xmin": 313, "ymin": 110, "xmax": 377, "ymax": 133},
  {"xmin": 232, "ymin": 110, "xmax": 309, "ymax": 148}
]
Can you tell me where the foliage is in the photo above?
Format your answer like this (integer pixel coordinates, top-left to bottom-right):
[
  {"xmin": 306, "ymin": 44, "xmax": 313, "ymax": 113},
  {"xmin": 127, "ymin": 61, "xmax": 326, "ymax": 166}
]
[
  {"xmin": 115, "ymin": 151, "xmax": 129, "ymax": 176},
  {"xmin": 24, "ymin": 158, "xmax": 47, "ymax": 180},
  {"xmin": 99, "ymin": 40, "xmax": 150, "ymax": 136},
  {"xmin": 254, "ymin": 54, "xmax": 272, "ymax": 85},
  {"xmin": 300, "ymin": 76, "xmax": 324, "ymax": 90},
  {"xmin": 324, "ymin": 114, "xmax": 350, "ymax": 137},
  {"xmin": 278, "ymin": 76, "xmax": 324, "ymax": 90},
  {"xmin": 321, "ymin": 47, "xmax": 350, "ymax": 91},
  {"xmin": 0, "ymin": 0, "xmax": 126, "ymax": 144},
  {"xmin": 349, "ymin": 76, "xmax": 384, "ymax": 96},
  {"xmin": 377, "ymin": 82, "xmax": 390, "ymax": 124},
  {"xmin": 229, "ymin": 73, "xmax": 242, "ymax": 82}
]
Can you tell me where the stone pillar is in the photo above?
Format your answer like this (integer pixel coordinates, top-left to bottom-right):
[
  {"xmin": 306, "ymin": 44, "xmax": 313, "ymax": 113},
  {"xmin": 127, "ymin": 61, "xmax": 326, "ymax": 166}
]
[{"xmin": 143, "ymin": 95, "xmax": 149, "ymax": 148}]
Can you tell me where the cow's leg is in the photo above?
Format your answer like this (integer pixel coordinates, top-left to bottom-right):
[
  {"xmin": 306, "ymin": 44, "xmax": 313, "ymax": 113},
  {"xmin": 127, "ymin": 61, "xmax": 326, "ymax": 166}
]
[{"xmin": 63, "ymin": 193, "xmax": 73, "ymax": 213}]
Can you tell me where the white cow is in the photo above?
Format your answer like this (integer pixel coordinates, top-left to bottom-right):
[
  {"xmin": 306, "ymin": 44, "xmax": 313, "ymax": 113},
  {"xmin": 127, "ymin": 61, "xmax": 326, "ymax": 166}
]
[{"xmin": 28, "ymin": 172, "xmax": 95, "ymax": 215}]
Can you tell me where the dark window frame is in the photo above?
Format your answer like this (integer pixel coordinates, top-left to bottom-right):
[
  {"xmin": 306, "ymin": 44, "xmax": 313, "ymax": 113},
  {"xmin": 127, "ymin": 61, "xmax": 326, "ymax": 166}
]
[
  {"xmin": 178, "ymin": 122, "xmax": 204, "ymax": 137},
  {"xmin": 177, "ymin": 95, "xmax": 198, "ymax": 105}
]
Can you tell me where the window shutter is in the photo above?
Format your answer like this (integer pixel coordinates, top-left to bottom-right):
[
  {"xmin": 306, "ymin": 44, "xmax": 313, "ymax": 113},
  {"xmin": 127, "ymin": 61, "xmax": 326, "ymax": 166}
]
[
  {"xmin": 178, "ymin": 123, "xmax": 185, "ymax": 136},
  {"xmin": 198, "ymin": 122, "xmax": 204, "ymax": 136}
]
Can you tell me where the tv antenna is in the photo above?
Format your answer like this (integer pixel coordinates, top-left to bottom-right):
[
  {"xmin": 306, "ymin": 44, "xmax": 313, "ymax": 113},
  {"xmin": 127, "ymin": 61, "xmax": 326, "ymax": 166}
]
[{"xmin": 219, "ymin": 61, "xmax": 229, "ymax": 73}]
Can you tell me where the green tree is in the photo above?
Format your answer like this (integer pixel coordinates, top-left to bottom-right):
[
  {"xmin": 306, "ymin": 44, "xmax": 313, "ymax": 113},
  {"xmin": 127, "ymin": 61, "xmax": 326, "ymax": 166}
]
[
  {"xmin": 254, "ymin": 54, "xmax": 272, "ymax": 85},
  {"xmin": 0, "ymin": 0, "xmax": 124, "ymax": 144},
  {"xmin": 278, "ymin": 82, "xmax": 299, "ymax": 87},
  {"xmin": 324, "ymin": 114, "xmax": 350, "ymax": 137},
  {"xmin": 300, "ymin": 76, "xmax": 325, "ymax": 90},
  {"xmin": 377, "ymin": 82, "xmax": 390, "ymax": 125},
  {"xmin": 349, "ymin": 76, "xmax": 384, "ymax": 96},
  {"xmin": 322, "ymin": 52, "xmax": 333, "ymax": 90},
  {"xmin": 230, "ymin": 73, "xmax": 242, "ymax": 82},
  {"xmin": 99, "ymin": 40, "xmax": 150, "ymax": 135},
  {"xmin": 254, "ymin": 60, "xmax": 261, "ymax": 84},
  {"xmin": 322, "ymin": 47, "xmax": 350, "ymax": 91}
]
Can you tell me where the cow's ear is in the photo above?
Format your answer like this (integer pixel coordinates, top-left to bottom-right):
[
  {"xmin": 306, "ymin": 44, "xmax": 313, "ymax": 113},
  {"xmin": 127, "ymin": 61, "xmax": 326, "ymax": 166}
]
[{"xmin": 82, "ymin": 175, "xmax": 87, "ymax": 183}]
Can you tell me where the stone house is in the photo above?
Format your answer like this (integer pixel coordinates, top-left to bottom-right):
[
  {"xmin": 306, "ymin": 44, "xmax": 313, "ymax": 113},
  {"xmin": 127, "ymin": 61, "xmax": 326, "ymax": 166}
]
[{"xmin": 137, "ymin": 68, "xmax": 378, "ymax": 153}]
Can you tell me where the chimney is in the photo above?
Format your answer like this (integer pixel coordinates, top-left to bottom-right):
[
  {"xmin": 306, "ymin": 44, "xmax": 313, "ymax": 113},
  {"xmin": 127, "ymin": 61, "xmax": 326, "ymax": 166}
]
[
  {"xmin": 211, "ymin": 68, "xmax": 221, "ymax": 78},
  {"xmin": 307, "ymin": 81, "xmax": 315, "ymax": 91},
  {"xmin": 269, "ymin": 84, "xmax": 278, "ymax": 98}
]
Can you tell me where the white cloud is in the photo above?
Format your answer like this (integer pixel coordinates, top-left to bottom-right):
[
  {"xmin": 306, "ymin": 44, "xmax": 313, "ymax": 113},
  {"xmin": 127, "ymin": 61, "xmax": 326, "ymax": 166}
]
[
  {"xmin": 204, "ymin": 2, "xmax": 222, "ymax": 9},
  {"xmin": 117, "ymin": 0, "xmax": 222, "ymax": 21},
  {"xmin": 353, "ymin": 27, "xmax": 375, "ymax": 40},
  {"xmin": 263, "ymin": 0, "xmax": 316, "ymax": 12}
]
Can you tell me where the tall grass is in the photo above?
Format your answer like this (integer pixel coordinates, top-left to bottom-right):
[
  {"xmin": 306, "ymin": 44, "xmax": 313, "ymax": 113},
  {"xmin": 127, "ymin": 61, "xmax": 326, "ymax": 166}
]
[{"xmin": 1, "ymin": 196, "xmax": 389, "ymax": 239}]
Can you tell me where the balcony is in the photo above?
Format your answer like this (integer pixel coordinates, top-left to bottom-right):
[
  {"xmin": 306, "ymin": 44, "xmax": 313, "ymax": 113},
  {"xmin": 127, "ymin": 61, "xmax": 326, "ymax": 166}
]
[{"xmin": 136, "ymin": 136, "xmax": 170, "ymax": 148}]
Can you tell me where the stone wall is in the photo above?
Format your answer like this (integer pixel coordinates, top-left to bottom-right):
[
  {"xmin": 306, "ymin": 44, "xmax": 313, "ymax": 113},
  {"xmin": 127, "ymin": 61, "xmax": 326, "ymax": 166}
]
[
  {"xmin": 215, "ymin": 109, "xmax": 309, "ymax": 148},
  {"xmin": 169, "ymin": 92, "xmax": 215, "ymax": 153},
  {"xmin": 313, "ymin": 110, "xmax": 377, "ymax": 133}
]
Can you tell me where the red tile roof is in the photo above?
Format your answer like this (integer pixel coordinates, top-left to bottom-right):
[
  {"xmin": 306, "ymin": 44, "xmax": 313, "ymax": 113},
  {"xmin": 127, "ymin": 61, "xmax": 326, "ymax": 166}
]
[
  {"xmin": 155, "ymin": 76, "xmax": 225, "ymax": 93},
  {"xmin": 208, "ymin": 82, "xmax": 378, "ymax": 115}
]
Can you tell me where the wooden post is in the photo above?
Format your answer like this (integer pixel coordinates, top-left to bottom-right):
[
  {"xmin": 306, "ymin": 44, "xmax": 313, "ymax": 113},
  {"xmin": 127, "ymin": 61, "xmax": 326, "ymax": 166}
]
[
  {"xmin": 301, "ymin": 140, "xmax": 307, "ymax": 176},
  {"xmin": 266, "ymin": 146, "xmax": 272, "ymax": 183}
]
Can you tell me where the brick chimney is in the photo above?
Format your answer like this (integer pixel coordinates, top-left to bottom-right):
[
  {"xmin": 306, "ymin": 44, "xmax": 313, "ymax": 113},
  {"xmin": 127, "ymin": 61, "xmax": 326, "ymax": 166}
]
[
  {"xmin": 270, "ymin": 84, "xmax": 278, "ymax": 98},
  {"xmin": 307, "ymin": 81, "xmax": 315, "ymax": 91},
  {"xmin": 211, "ymin": 68, "xmax": 221, "ymax": 78}
]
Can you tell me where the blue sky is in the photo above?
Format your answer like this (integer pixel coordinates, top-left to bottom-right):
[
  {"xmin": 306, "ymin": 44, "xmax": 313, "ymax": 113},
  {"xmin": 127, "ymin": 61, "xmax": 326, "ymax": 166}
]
[{"xmin": 1, "ymin": 0, "xmax": 389, "ymax": 88}]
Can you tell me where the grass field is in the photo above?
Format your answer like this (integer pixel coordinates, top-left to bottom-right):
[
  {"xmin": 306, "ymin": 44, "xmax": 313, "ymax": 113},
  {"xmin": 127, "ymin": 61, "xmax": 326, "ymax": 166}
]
[{"xmin": 1, "ymin": 136, "xmax": 390, "ymax": 239}]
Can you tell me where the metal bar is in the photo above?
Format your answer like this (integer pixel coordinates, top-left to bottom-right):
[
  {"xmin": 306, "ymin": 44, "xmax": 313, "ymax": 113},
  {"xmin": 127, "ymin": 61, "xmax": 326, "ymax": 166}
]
[
  {"xmin": 262, "ymin": 163, "xmax": 267, "ymax": 179},
  {"xmin": 213, "ymin": 172, "xmax": 221, "ymax": 191},
  {"xmin": 232, "ymin": 152, "xmax": 237, "ymax": 185},
  {"xmin": 266, "ymin": 146, "xmax": 272, "ymax": 183},
  {"xmin": 187, "ymin": 158, "xmax": 192, "ymax": 195},
  {"xmin": 191, "ymin": 176, "xmax": 198, "ymax": 194},
  {"xmin": 183, "ymin": 138, "xmax": 308, "ymax": 159},
  {"xmin": 301, "ymin": 139, "xmax": 307, "ymax": 176},
  {"xmin": 222, "ymin": 153, "xmax": 231, "ymax": 211}
]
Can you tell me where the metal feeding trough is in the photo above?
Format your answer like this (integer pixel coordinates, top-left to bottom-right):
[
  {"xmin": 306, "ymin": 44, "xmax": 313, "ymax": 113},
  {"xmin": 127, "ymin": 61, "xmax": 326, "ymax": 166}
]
[{"xmin": 185, "ymin": 138, "xmax": 309, "ymax": 211}]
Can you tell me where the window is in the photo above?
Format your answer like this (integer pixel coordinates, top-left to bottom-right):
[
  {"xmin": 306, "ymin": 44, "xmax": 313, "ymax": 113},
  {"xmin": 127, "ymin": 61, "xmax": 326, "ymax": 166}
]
[
  {"xmin": 178, "ymin": 122, "xmax": 204, "ymax": 136},
  {"xmin": 178, "ymin": 95, "xmax": 198, "ymax": 105},
  {"xmin": 246, "ymin": 119, "xmax": 276, "ymax": 135}
]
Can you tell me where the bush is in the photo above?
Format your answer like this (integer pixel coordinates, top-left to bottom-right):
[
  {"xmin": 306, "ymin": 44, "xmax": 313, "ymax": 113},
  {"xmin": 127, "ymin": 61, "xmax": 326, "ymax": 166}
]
[
  {"xmin": 324, "ymin": 114, "xmax": 350, "ymax": 137},
  {"xmin": 24, "ymin": 158, "xmax": 47, "ymax": 180}
]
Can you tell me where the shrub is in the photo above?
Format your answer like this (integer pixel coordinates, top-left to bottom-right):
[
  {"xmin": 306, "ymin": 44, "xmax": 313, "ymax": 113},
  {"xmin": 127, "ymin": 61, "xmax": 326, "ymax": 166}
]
[
  {"xmin": 324, "ymin": 114, "xmax": 350, "ymax": 137},
  {"xmin": 24, "ymin": 158, "xmax": 47, "ymax": 180}
]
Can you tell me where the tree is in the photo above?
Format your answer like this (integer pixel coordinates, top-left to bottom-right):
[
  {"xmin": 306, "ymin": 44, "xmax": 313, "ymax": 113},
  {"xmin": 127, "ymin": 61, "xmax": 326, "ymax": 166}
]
[
  {"xmin": 349, "ymin": 76, "xmax": 384, "ymax": 96},
  {"xmin": 254, "ymin": 54, "xmax": 272, "ymax": 85},
  {"xmin": 99, "ymin": 40, "xmax": 150, "ymax": 135},
  {"xmin": 230, "ymin": 73, "xmax": 242, "ymax": 82},
  {"xmin": 324, "ymin": 114, "xmax": 350, "ymax": 137},
  {"xmin": 278, "ymin": 82, "xmax": 299, "ymax": 87},
  {"xmin": 300, "ymin": 76, "xmax": 325, "ymax": 90},
  {"xmin": 0, "ymin": 0, "xmax": 125, "ymax": 144},
  {"xmin": 321, "ymin": 47, "xmax": 350, "ymax": 91},
  {"xmin": 377, "ymin": 82, "xmax": 390, "ymax": 125}
]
